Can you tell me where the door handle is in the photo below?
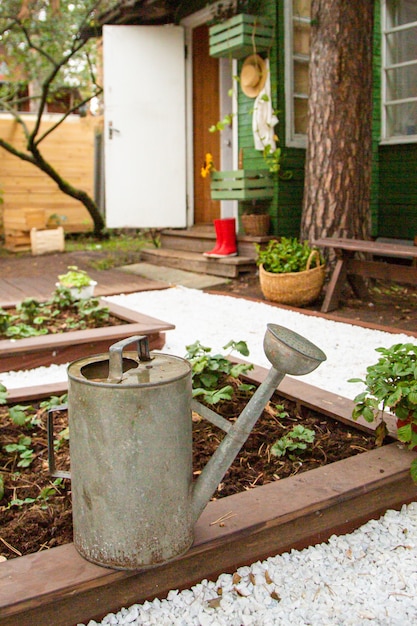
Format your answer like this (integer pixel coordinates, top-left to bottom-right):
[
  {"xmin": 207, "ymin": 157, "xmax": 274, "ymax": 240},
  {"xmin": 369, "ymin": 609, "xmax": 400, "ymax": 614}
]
[{"xmin": 108, "ymin": 121, "xmax": 120, "ymax": 140}]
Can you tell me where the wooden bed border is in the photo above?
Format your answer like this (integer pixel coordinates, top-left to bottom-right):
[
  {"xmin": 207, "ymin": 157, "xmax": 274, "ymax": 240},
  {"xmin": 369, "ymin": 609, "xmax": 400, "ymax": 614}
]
[{"xmin": 1, "ymin": 366, "xmax": 416, "ymax": 626}]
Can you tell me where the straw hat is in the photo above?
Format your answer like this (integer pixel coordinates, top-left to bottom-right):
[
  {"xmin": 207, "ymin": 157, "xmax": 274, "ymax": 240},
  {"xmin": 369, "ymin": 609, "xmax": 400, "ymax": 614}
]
[{"xmin": 240, "ymin": 54, "xmax": 268, "ymax": 98}]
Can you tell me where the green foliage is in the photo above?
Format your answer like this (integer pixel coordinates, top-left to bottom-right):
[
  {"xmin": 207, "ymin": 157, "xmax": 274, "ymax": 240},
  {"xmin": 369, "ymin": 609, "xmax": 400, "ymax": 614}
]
[
  {"xmin": 185, "ymin": 339, "xmax": 253, "ymax": 405},
  {"xmin": 58, "ymin": 266, "xmax": 93, "ymax": 288},
  {"xmin": 209, "ymin": 0, "xmax": 260, "ymax": 24},
  {"xmin": 7, "ymin": 479, "xmax": 63, "ymax": 509},
  {"xmin": 0, "ymin": 284, "xmax": 109, "ymax": 339},
  {"xmin": 4, "ymin": 435, "xmax": 34, "ymax": 468},
  {"xmin": 77, "ymin": 297, "xmax": 109, "ymax": 323},
  {"xmin": 39, "ymin": 394, "xmax": 68, "ymax": 412},
  {"xmin": 209, "ymin": 113, "xmax": 234, "ymax": 133},
  {"xmin": 271, "ymin": 425, "xmax": 315, "ymax": 458},
  {"xmin": 0, "ymin": 383, "xmax": 8, "ymax": 405},
  {"xmin": 16, "ymin": 298, "xmax": 42, "ymax": 323},
  {"xmin": 256, "ymin": 237, "xmax": 322, "ymax": 274},
  {"xmin": 8, "ymin": 404, "xmax": 39, "ymax": 427},
  {"xmin": 349, "ymin": 343, "xmax": 417, "ymax": 482}
]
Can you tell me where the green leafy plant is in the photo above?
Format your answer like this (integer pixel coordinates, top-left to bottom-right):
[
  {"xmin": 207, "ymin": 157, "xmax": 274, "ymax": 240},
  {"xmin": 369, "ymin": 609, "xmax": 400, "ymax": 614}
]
[
  {"xmin": 185, "ymin": 339, "xmax": 254, "ymax": 405},
  {"xmin": 256, "ymin": 237, "xmax": 323, "ymax": 274},
  {"xmin": 0, "ymin": 382, "xmax": 7, "ymax": 405},
  {"xmin": 57, "ymin": 266, "xmax": 93, "ymax": 288},
  {"xmin": 39, "ymin": 394, "xmax": 68, "ymax": 412},
  {"xmin": 349, "ymin": 343, "xmax": 417, "ymax": 482},
  {"xmin": 208, "ymin": 0, "xmax": 260, "ymax": 25},
  {"xmin": 8, "ymin": 404, "xmax": 40, "ymax": 428},
  {"xmin": 4, "ymin": 435, "xmax": 34, "ymax": 468},
  {"xmin": 0, "ymin": 286, "xmax": 110, "ymax": 340},
  {"xmin": 16, "ymin": 298, "xmax": 42, "ymax": 324},
  {"xmin": 271, "ymin": 425, "xmax": 315, "ymax": 458}
]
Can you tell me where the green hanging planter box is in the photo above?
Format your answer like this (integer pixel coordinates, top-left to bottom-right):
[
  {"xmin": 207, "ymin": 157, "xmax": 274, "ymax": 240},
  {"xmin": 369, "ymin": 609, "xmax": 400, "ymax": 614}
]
[
  {"xmin": 209, "ymin": 14, "xmax": 274, "ymax": 59},
  {"xmin": 210, "ymin": 169, "xmax": 274, "ymax": 201}
]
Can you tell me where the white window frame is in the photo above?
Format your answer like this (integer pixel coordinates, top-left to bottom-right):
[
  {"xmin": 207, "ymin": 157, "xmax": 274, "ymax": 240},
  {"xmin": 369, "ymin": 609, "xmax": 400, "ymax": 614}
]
[
  {"xmin": 284, "ymin": 0, "xmax": 310, "ymax": 148},
  {"xmin": 381, "ymin": 0, "xmax": 417, "ymax": 144}
]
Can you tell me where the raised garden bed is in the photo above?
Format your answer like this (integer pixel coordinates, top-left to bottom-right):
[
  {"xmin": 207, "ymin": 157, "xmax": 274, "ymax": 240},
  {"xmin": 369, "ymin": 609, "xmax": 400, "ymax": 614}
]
[
  {"xmin": 1, "ymin": 364, "xmax": 416, "ymax": 626},
  {"xmin": 0, "ymin": 300, "xmax": 174, "ymax": 373}
]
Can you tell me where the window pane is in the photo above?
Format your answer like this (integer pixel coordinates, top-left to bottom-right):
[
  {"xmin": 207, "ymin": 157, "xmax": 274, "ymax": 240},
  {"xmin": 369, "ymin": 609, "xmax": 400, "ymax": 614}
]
[
  {"xmin": 386, "ymin": 63, "xmax": 417, "ymax": 100},
  {"xmin": 390, "ymin": 0, "xmax": 417, "ymax": 27},
  {"xmin": 292, "ymin": 0, "xmax": 311, "ymax": 19},
  {"xmin": 386, "ymin": 25, "xmax": 417, "ymax": 65},
  {"xmin": 386, "ymin": 101, "xmax": 417, "ymax": 136},
  {"xmin": 294, "ymin": 98, "xmax": 308, "ymax": 134},
  {"xmin": 293, "ymin": 21, "xmax": 310, "ymax": 56},
  {"xmin": 294, "ymin": 61, "xmax": 309, "ymax": 95}
]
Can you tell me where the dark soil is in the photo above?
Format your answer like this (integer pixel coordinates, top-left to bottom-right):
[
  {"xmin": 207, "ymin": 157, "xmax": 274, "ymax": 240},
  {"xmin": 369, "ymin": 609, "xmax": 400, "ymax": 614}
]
[
  {"xmin": 0, "ymin": 300, "xmax": 124, "ymax": 340},
  {"xmin": 210, "ymin": 271, "xmax": 417, "ymax": 335},
  {"xmin": 0, "ymin": 384, "xmax": 381, "ymax": 561}
]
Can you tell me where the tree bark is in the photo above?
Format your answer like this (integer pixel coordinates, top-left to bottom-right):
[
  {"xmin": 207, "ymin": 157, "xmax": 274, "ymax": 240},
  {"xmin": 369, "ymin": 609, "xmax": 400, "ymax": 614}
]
[{"xmin": 300, "ymin": 0, "xmax": 374, "ymax": 245}]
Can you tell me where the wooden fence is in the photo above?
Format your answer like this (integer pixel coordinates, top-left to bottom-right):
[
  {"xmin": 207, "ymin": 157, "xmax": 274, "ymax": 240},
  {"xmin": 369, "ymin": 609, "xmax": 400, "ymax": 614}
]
[{"xmin": 0, "ymin": 113, "xmax": 103, "ymax": 236}]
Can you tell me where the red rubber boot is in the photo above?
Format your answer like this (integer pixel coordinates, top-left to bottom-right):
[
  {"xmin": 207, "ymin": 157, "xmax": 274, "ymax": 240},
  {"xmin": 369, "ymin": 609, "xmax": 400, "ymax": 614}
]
[
  {"xmin": 203, "ymin": 219, "xmax": 224, "ymax": 257},
  {"xmin": 214, "ymin": 218, "xmax": 237, "ymax": 257}
]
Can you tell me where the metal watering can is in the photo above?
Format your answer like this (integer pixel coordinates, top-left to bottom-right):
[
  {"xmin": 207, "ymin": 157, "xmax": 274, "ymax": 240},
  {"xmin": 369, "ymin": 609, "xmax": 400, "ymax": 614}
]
[{"xmin": 49, "ymin": 325, "xmax": 326, "ymax": 570}]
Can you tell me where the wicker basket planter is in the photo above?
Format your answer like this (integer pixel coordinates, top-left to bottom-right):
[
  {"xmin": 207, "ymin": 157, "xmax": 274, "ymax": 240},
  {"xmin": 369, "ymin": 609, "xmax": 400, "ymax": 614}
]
[
  {"xmin": 209, "ymin": 14, "xmax": 274, "ymax": 59},
  {"xmin": 211, "ymin": 169, "xmax": 274, "ymax": 201},
  {"xmin": 241, "ymin": 213, "xmax": 270, "ymax": 236},
  {"xmin": 259, "ymin": 251, "xmax": 325, "ymax": 306}
]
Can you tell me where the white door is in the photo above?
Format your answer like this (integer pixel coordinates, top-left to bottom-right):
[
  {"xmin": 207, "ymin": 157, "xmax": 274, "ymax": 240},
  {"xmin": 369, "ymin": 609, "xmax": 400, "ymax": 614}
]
[{"xmin": 103, "ymin": 25, "xmax": 187, "ymax": 228}]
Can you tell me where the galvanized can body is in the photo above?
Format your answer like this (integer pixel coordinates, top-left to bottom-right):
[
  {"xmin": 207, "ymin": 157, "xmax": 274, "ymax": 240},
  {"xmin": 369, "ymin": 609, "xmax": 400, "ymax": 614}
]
[{"xmin": 68, "ymin": 351, "xmax": 193, "ymax": 570}]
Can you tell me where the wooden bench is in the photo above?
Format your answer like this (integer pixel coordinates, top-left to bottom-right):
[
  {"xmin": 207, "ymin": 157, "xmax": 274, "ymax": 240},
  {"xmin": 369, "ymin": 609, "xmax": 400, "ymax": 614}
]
[{"xmin": 314, "ymin": 237, "xmax": 417, "ymax": 313}]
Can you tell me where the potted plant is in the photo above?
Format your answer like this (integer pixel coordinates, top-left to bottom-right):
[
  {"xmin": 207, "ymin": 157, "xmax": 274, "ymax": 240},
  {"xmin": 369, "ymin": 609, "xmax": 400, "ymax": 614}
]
[
  {"xmin": 349, "ymin": 343, "xmax": 417, "ymax": 482},
  {"xmin": 240, "ymin": 200, "xmax": 271, "ymax": 236},
  {"xmin": 56, "ymin": 265, "xmax": 97, "ymax": 300},
  {"xmin": 256, "ymin": 237, "xmax": 325, "ymax": 306},
  {"xmin": 208, "ymin": 2, "xmax": 274, "ymax": 59}
]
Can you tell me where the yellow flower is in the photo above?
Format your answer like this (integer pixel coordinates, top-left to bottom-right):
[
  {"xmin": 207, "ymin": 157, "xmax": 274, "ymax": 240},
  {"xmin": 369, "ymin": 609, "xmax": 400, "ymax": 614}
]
[{"xmin": 201, "ymin": 153, "xmax": 215, "ymax": 179}]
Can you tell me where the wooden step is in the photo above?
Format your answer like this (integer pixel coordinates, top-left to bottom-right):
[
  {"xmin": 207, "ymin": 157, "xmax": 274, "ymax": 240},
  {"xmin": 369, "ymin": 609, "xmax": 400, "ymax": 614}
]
[
  {"xmin": 161, "ymin": 228, "xmax": 274, "ymax": 260},
  {"xmin": 140, "ymin": 247, "xmax": 256, "ymax": 278}
]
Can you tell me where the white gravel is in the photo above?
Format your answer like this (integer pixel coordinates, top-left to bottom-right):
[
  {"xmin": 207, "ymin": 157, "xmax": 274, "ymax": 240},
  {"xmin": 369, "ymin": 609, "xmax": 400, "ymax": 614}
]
[
  {"xmin": 1, "ymin": 286, "xmax": 415, "ymax": 401},
  {"xmin": 80, "ymin": 503, "xmax": 417, "ymax": 626},
  {"xmin": 1, "ymin": 286, "xmax": 417, "ymax": 625}
]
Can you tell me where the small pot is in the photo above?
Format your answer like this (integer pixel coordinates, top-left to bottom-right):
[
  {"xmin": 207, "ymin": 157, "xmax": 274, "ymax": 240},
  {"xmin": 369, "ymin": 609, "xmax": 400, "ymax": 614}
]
[{"xmin": 56, "ymin": 280, "xmax": 97, "ymax": 300}]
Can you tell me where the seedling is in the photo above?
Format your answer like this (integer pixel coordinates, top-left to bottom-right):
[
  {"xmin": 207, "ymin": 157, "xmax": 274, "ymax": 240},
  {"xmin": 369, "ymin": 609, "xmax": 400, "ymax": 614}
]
[
  {"xmin": 4, "ymin": 435, "xmax": 34, "ymax": 468},
  {"xmin": 271, "ymin": 425, "xmax": 315, "ymax": 459},
  {"xmin": 185, "ymin": 339, "xmax": 253, "ymax": 405}
]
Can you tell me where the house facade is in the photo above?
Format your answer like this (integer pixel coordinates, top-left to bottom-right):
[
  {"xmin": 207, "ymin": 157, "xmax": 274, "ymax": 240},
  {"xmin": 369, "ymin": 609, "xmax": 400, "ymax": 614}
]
[{"xmin": 102, "ymin": 0, "xmax": 416, "ymax": 240}]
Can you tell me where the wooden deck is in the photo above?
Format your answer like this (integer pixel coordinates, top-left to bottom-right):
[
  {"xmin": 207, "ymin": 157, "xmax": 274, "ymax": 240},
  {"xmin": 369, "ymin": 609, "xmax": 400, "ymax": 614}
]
[{"xmin": 0, "ymin": 268, "xmax": 169, "ymax": 307}]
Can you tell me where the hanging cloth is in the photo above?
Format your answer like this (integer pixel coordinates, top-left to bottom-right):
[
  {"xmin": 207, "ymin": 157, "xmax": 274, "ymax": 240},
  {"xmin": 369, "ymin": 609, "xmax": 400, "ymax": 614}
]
[{"xmin": 252, "ymin": 60, "xmax": 278, "ymax": 152}]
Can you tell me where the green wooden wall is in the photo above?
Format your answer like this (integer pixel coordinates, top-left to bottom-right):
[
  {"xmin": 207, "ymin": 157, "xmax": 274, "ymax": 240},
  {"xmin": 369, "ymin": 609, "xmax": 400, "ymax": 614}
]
[
  {"xmin": 188, "ymin": 1, "xmax": 417, "ymax": 241},
  {"xmin": 378, "ymin": 144, "xmax": 417, "ymax": 239}
]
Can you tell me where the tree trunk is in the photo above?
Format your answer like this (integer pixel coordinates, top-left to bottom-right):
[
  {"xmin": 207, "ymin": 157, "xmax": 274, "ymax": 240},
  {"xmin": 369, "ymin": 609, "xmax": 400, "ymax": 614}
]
[{"xmin": 301, "ymin": 0, "xmax": 374, "ymax": 245}]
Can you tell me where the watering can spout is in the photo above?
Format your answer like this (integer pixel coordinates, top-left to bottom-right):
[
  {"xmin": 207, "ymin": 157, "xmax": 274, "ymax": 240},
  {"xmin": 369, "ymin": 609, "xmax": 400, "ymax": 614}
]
[{"xmin": 191, "ymin": 324, "xmax": 326, "ymax": 523}]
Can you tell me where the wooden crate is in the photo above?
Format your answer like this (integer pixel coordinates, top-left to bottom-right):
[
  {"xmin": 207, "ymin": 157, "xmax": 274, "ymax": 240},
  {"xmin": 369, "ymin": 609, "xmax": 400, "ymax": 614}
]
[
  {"xmin": 30, "ymin": 227, "xmax": 65, "ymax": 255},
  {"xmin": 4, "ymin": 208, "xmax": 48, "ymax": 252},
  {"xmin": 210, "ymin": 169, "xmax": 274, "ymax": 200},
  {"xmin": 209, "ymin": 14, "xmax": 274, "ymax": 59},
  {"xmin": 4, "ymin": 230, "xmax": 32, "ymax": 252}
]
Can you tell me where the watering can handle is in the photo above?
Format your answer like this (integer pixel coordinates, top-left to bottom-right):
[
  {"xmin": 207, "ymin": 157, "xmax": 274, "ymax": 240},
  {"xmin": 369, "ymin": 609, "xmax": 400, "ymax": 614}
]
[
  {"xmin": 47, "ymin": 404, "xmax": 71, "ymax": 480},
  {"xmin": 108, "ymin": 335, "xmax": 152, "ymax": 382}
]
